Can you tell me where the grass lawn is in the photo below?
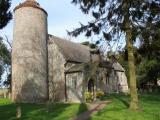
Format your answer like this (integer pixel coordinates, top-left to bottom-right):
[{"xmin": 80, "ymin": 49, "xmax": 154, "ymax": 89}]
[
  {"xmin": 0, "ymin": 99, "xmax": 88, "ymax": 120},
  {"xmin": 89, "ymin": 93, "xmax": 160, "ymax": 120},
  {"xmin": 0, "ymin": 93, "xmax": 160, "ymax": 120}
]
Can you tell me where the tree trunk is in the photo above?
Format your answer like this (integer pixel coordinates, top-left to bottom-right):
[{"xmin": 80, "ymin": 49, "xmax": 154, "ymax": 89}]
[
  {"xmin": 126, "ymin": 25, "xmax": 139, "ymax": 110},
  {"xmin": 123, "ymin": 1, "xmax": 139, "ymax": 110}
]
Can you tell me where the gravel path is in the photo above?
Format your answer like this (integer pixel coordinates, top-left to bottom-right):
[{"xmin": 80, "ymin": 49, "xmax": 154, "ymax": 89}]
[{"xmin": 71, "ymin": 100, "xmax": 112, "ymax": 120}]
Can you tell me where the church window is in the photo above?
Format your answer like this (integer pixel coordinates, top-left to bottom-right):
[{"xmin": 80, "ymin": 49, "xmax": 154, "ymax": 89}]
[{"xmin": 72, "ymin": 76, "xmax": 77, "ymax": 89}]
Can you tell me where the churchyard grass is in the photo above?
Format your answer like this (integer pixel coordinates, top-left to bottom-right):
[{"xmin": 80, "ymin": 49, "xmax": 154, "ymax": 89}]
[
  {"xmin": 0, "ymin": 93, "xmax": 160, "ymax": 120},
  {"xmin": 0, "ymin": 99, "xmax": 88, "ymax": 120},
  {"xmin": 89, "ymin": 93, "xmax": 160, "ymax": 120}
]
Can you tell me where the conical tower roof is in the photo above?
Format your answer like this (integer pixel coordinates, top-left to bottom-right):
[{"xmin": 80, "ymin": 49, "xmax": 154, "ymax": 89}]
[{"xmin": 14, "ymin": 0, "xmax": 47, "ymax": 15}]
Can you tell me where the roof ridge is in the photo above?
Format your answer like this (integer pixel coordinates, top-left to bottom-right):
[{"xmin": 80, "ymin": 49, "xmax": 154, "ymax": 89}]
[
  {"xmin": 48, "ymin": 34, "xmax": 90, "ymax": 63},
  {"xmin": 48, "ymin": 34, "xmax": 90, "ymax": 50}
]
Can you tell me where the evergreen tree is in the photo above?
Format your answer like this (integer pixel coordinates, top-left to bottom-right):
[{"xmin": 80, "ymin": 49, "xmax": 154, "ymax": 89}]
[
  {"xmin": 68, "ymin": 0, "xmax": 160, "ymax": 110},
  {"xmin": 0, "ymin": 0, "xmax": 12, "ymax": 29},
  {"xmin": 137, "ymin": 22, "xmax": 160, "ymax": 90},
  {"xmin": 0, "ymin": 37, "xmax": 11, "ymax": 87},
  {"xmin": 0, "ymin": 0, "xmax": 12, "ymax": 87}
]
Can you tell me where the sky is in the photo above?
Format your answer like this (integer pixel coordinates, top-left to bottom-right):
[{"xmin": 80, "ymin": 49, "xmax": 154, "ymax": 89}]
[
  {"xmin": 0, "ymin": 0, "xmax": 96, "ymax": 87},
  {"xmin": 0, "ymin": 0, "xmax": 95, "ymax": 43},
  {"xmin": 0, "ymin": 0, "xmax": 127, "ymax": 87}
]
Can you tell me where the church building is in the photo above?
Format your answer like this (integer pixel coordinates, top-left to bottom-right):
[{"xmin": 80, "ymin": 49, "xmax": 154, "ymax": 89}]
[{"xmin": 12, "ymin": 0, "xmax": 128, "ymax": 103}]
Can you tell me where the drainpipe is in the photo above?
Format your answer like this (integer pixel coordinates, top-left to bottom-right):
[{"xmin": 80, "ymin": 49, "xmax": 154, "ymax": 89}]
[{"xmin": 64, "ymin": 62, "xmax": 68, "ymax": 102}]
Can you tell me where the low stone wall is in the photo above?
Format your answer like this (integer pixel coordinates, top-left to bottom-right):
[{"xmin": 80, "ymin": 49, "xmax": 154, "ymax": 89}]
[{"xmin": 0, "ymin": 89, "xmax": 10, "ymax": 98}]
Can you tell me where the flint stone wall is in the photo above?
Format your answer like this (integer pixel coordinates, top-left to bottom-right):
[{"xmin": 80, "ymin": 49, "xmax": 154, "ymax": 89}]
[
  {"xmin": 48, "ymin": 40, "xmax": 66, "ymax": 102},
  {"xmin": 116, "ymin": 72, "xmax": 129, "ymax": 93},
  {"xmin": 12, "ymin": 7, "xmax": 48, "ymax": 103},
  {"xmin": 66, "ymin": 72, "xmax": 83, "ymax": 103},
  {"xmin": 106, "ymin": 69, "xmax": 129, "ymax": 93}
]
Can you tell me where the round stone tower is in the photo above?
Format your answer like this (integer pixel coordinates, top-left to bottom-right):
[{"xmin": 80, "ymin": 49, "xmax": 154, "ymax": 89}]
[{"xmin": 12, "ymin": 0, "xmax": 48, "ymax": 103}]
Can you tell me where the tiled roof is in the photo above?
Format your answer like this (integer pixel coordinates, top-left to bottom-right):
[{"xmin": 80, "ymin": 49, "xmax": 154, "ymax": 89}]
[
  {"xmin": 48, "ymin": 35, "xmax": 91, "ymax": 63},
  {"xmin": 14, "ymin": 0, "xmax": 47, "ymax": 15}
]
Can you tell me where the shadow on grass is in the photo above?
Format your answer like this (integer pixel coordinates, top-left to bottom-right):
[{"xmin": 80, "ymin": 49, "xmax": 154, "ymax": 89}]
[
  {"xmin": 87, "ymin": 93, "xmax": 160, "ymax": 120},
  {"xmin": 139, "ymin": 93, "xmax": 160, "ymax": 119},
  {"xmin": 87, "ymin": 94, "xmax": 129, "ymax": 120},
  {"xmin": 77, "ymin": 103, "xmax": 88, "ymax": 115},
  {"xmin": 100, "ymin": 94, "xmax": 129, "ymax": 108},
  {"xmin": 114, "ymin": 95, "xmax": 129, "ymax": 108},
  {"xmin": 0, "ymin": 102, "xmax": 88, "ymax": 120},
  {"xmin": 139, "ymin": 92, "xmax": 160, "ymax": 102},
  {"xmin": 0, "ymin": 104, "xmax": 17, "ymax": 120}
]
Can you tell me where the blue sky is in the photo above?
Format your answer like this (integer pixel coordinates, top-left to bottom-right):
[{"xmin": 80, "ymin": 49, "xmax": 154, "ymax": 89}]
[
  {"xmin": 0, "ymin": 0, "xmax": 96, "ymax": 43},
  {"xmin": 1, "ymin": 0, "xmax": 97, "ymax": 87},
  {"xmin": 0, "ymin": 0, "xmax": 127, "ymax": 86}
]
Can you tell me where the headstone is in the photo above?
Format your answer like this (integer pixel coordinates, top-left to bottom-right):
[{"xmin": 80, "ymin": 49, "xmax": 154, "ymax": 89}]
[{"xmin": 16, "ymin": 106, "xmax": 21, "ymax": 118}]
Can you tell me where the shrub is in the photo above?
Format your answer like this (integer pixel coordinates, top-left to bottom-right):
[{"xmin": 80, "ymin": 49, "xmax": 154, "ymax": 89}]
[
  {"xmin": 96, "ymin": 90, "xmax": 104, "ymax": 98},
  {"xmin": 85, "ymin": 92, "xmax": 93, "ymax": 102},
  {"xmin": 85, "ymin": 90, "xmax": 105, "ymax": 102}
]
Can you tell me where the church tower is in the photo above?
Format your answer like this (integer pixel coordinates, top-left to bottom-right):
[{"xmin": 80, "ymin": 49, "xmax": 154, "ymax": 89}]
[{"xmin": 12, "ymin": 0, "xmax": 48, "ymax": 103}]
